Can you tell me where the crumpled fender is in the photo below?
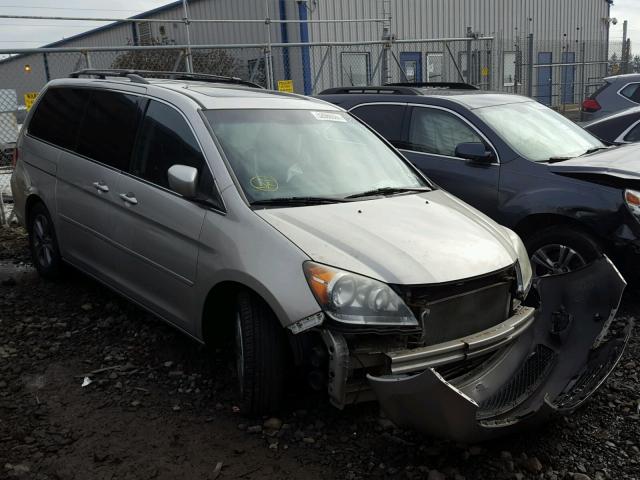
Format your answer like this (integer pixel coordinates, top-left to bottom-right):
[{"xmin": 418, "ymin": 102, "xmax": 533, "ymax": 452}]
[{"xmin": 367, "ymin": 256, "xmax": 632, "ymax": 442}]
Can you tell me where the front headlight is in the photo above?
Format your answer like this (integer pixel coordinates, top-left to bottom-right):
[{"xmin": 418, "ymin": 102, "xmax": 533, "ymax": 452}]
[
  {"xmin": 303, "ymin": 261, "xmax": 418, "ymax": 327},
  {"xmin": 506, "ymin": 229, "xmax": 533, "ymax": 299},
  {"xmin": 624, "ymin": 189, "xmax": 640, "ymax": 218}
]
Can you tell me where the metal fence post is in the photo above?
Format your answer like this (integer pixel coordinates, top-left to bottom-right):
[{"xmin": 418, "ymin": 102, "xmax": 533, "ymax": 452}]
[
  {"xmin": 182, "ymin": 0, "xmax": 193, "ymax": 73},
  {"xmin": 466, "ymin": 36, "xmax": 472, "ymax": 83},
  {"xmin": 580, "ymin": 41, "xmax": 586, "ymax": 121},
  {"xmin": 526, "ymin": 33, "xmax": 534, "ymax": 98},
  {"xmin": 83, "ymin": 50, "xmax": 92, "ymax": 69},
  {"xmin": 42, "ymin": 53, "xmax": 51, "ymax": 82}
]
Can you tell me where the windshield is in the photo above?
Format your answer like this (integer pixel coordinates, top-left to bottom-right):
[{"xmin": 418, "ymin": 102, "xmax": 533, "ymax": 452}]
[
  {"xmin": 204, "ymin": 109, "xmax": 427, "ymax": 204},
  {"xmin": 474, "ymin": 101, "xmax": 604, "ymax": 162}
]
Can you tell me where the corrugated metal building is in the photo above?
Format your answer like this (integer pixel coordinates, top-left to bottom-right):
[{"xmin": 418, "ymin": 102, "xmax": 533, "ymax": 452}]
[{"xmin": 0, "ymin": 0, "xmax": 613, "ymax": 104}]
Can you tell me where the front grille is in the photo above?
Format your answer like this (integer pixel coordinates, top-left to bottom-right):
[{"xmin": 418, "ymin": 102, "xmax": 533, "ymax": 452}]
[
  {"xmin": 477, "ymin": 344, "xmax": 557, "ymax": 419},
  {"xmin": 398, "ymin": 266, "xmax": 517, "ymax": 346}
]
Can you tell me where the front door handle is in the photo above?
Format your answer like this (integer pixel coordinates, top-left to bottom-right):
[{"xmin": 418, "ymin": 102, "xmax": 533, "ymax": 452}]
[
  {"xmin": 92, "ymin": 181, "xmax": 109, "ymax": 193},
  {"xmin": 119, "ymin": 193, "xmax": 138, "ymax": 205}
]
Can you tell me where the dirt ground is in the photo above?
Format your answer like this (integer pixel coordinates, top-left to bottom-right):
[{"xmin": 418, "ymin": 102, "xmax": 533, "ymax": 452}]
[{"xmin": 0, "ymin": 225, "xmax": 638, "ymax": 480}]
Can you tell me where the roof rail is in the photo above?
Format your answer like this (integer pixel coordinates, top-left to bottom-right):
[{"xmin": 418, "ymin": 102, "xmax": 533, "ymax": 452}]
[
  {"xmin": 69, "ymin": 69, "xmax": 263, "ymax": 89},
  {"xmin": 386, "ymin": 82, "xmax": 479, "ymax": 90},
  {"xmin": 319, "ymin": 86, "xmax": 422, "ymax": 95}
]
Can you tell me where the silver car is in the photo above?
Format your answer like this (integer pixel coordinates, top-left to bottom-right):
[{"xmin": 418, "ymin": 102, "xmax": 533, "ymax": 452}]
[{"xmin": 11, "ymin": 71, "xmax": 631, "ymax": 442}]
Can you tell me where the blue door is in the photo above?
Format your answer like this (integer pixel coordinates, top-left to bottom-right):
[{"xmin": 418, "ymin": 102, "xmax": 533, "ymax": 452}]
[
  {"xmin": 537, "ymin": 52, "xmax": 552, "ymax": 105},
  {"xmin": 400, "ymin": 52, "xmax": 422, "ymax": 83},
  {"xmin": 561, "ymin": 52, "xmax": 576, "ymax": 104}
]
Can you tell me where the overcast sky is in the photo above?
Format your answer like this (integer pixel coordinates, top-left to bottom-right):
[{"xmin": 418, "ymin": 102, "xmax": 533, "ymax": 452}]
[{"xmin": 0, "ymin": 0, "xmax": 638, "ymax": 49}]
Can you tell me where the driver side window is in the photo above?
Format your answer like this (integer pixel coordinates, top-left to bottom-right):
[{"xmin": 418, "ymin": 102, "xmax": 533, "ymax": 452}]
[{"xmin": 408, "ymin": 107, "xmax": 484, "ymax": 157}]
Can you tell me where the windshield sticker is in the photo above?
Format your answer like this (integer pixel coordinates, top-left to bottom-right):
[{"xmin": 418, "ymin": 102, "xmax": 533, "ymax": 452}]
[
  {"xmin": 311, "ymin": 111, "xmax": 347, "ymax": 122},
  {"xmin": 250, "ymin": 175, "xmax": 279, "ymax": 192}
]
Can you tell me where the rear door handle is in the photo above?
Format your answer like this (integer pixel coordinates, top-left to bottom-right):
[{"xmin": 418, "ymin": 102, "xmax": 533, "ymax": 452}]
[
  {"xmin": 119, "ymin": 193, "xmax": 138, "ymax": 205},
  {"xmin": 92, "ymin": 181, "xmax": 109, "ymax": 193}
]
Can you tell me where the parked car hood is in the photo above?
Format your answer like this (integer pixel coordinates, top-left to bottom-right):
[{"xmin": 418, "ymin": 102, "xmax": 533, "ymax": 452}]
[
  {"xmin": 549, "ymin": 144, "xmax": 640, "ymax": 181},
  {"xmin": 256, "ymin": 190, "xmax": 518, "ymax": 285}
]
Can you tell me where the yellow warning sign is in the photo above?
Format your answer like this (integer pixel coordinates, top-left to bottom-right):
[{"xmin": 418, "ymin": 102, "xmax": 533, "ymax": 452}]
[
  {"xmin": 277, "ymin": 80, "xmax": 294, "ymax": 93},
  {"xmin": 481, "ymin": 67, "xmax": 489, "ymax": 77},
  {"xmin": 24, "ymin": 92, "xmax": 38, "ymax": 111}
]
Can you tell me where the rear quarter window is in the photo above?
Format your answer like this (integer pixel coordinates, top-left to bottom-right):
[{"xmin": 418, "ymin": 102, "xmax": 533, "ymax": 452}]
[{"xmin": 28, "ymin": 87, "xmax": 90, "ymax": 150}]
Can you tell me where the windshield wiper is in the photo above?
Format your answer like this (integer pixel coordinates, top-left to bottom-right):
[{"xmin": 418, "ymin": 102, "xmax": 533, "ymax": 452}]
[
  {"xmin": 545, "ymin": 156, "xmax": 575, "ymax": 164},
  {"xmin": 250, "ymin": 196, "xmax": 348, "ymax": 207},
  {"xmin": 345, "ymin": 186, "xmax": 431, "ymax": 199},
  {"xmin": 580, "ymin": 146, "xmax": 613, "ymax": 156}
]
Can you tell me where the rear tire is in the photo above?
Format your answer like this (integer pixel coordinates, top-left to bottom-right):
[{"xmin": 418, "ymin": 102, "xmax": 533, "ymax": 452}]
[
  {"xmin": 235, "ymin": 291, "xmax": 287, "ymax": 415},
  {"xmin": 524, "ymin": 225, "xmax": 602, "ymax": 277},
  {"xmin": 28, "ymin": 202, "xmax": 64, "ymax": 280}
]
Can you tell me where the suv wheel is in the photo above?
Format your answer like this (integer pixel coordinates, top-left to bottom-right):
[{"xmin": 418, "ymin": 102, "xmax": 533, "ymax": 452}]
[
  {"xmin": 28, "ymin": 203, "xmax": 64, "ymax": 280},
  {"xmin": 525, "ymin": 226, "xmax": 602, "ymax": 277},
  {"xmin": 234, "ymin": 291, "xmax": 286, "ymax": 415}
]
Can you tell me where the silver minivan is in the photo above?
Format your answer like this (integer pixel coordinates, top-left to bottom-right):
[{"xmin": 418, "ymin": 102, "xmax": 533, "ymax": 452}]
[{"xmin": 11, "ymin": 71, "xmax": 630, "ymax": 442}]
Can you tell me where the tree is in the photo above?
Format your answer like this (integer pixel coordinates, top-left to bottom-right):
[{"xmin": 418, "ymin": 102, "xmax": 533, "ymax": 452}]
[
  {"xmin": 633, "ymin": 55, "xmax": 640, "ymax": 73},
  {"xmin": 111, "ymin": 38, "xmax": 242, "ymax": 77}
]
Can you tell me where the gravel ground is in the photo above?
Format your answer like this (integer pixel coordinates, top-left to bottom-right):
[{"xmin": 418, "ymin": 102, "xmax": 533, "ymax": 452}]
[{"xmin": 0, "ymin": 224, "xmax": 638, "ymax": 480}]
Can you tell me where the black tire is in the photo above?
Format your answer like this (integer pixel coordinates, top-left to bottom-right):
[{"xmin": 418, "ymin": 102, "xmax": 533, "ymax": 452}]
[
  {"xmin": 524, "ymin": 225, "xmax": 602, "ymax": 277},
  {"xmin": 28, "ymin": 202, "xmax": 64, "ymax": 280},
  {"xmin": 234, "ymin": 291, "xmax": 287, "ymax": 415}
]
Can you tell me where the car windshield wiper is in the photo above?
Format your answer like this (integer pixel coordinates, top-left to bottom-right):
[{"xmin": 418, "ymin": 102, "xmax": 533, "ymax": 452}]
[
  {"xmin": 545, "ymin": 156, "xmax": 575, "ymax": 164},
  {"xmin": 345, "ymin": 186, "xmax": 431, "ymax": 199},
  {"xmin": 580, "ymin": 146, "xmax": 613, "ymax": 156},
  {"xmin": 250, "ymin": 196, "xmax": 348, "ymax": 207}
]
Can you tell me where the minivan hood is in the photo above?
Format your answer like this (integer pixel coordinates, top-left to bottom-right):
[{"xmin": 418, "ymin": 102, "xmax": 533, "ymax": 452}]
[
  {"xmin": 256, "ymin": 190, "xmax": 518, "ymax": 285},
  {"xmin": 549, "ymin": 143, "xmax": 640, "ymax": 181}
]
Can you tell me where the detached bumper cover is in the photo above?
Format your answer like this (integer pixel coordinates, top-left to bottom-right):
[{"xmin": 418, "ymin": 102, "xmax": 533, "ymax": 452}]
[{"xmin": 367, "ymin": 257, "xmax": 632, "ymax": 442}]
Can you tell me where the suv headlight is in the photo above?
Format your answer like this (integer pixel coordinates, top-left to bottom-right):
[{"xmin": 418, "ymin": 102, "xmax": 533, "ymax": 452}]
[
  {"xmin": 303, "ymin": 261, "xmax": 418, "ymax": 327},
  {"xmin": 625, "ymin": 189, "xmax": 640, "ymax": 218},
  {"xmin": 506, "ymin": 230, "xmax": 533, "ymax": 298}
]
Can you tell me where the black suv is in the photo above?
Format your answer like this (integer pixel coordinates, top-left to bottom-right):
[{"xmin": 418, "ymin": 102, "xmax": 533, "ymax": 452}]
[{"xmin": 319, "ymin": 84, "xmax": 640, "ymax": 280}]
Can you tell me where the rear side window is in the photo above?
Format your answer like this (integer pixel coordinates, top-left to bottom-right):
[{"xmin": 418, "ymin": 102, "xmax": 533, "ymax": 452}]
[
  {"xmin": 620, "ymin": 83, "xmax": 640, "ymax": 103},
  {"xmin": 131, "ymin": 100, "xmax": 205, "ymax": 190},
  {"xmin": 351, "ymin": 104, "xmax": 406, "ymax": 145},
  {"xmin": 76, "ymin": 90, "xmax": 140, "ymax": 169},
  {"xmin": 28, "ymin": 88, "xmax": 89, "ymax": 150}
]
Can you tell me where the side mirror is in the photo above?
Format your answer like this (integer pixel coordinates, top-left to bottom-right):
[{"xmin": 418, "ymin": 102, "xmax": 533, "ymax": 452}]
[
  {"xmin": 168, "ymin": 164, "xmax": 198, "ymax": 198},
  {"xmin": 455, "ymin": 142, "xmax": 495, "ymax": 163}
]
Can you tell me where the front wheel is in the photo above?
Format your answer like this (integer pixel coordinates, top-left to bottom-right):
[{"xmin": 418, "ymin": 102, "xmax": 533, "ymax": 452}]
[
  {"xmin": 235, "ymin": 291, "xmax": 287, "ymax": 415},
  {"xmin": 524, "ymin": 225, "xmax": 602, "ymax": 277},
  {"xmin": 28, "ymin": 202, "xmax": 64, "ymax": 280}
]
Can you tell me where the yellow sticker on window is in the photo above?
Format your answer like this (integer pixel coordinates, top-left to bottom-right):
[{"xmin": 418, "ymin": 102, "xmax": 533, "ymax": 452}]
[{"xmin": 250, "ymin": 176, "xmax": 279, "ymax": 192}]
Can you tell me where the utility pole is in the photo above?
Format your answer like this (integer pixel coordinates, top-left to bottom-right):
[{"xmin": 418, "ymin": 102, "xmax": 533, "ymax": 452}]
[{"xmin": 182, "ymin": 0, "xmax": 193, "ymax": 73}]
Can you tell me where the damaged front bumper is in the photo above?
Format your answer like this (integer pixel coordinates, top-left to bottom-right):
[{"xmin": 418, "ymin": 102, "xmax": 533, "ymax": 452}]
[{"xmin": 365, "ymin": 257, "xmax": 633, "ymax": 442}]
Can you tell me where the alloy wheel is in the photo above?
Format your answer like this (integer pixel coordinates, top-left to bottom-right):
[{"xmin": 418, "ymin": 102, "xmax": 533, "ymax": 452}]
[
  {"xmin": 32, "ymin": 214, "xmax": 55, "ymax": 269},
  {"xmin": 530, "ymin": 244, "xmax": 587, "ymax": 277}
]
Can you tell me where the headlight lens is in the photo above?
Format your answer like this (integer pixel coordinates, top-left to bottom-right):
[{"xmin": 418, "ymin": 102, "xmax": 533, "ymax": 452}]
[
  {"xmin": 506, "ymin": 229, "xmax": 533, "ymax": 298},
  {"xmin": 625, "ymin": 189, "xmax": 640, "ymax": 218},
  {"xmin": 303, "ymin": 261, "xmax": 418, "ymax": 327}
]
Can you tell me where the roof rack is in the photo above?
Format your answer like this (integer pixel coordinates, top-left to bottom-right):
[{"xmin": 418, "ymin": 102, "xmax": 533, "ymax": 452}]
[
  {"xmin": 69, "ymin": 69, "xmax": 263, "ymax": 89},
  {"xmin": 386, "ymin": 82, "xmax": 479, "ymax": 90},
  {"xmin": 319, "ymin": 86, "xmax": 423, "ymax": 95}
]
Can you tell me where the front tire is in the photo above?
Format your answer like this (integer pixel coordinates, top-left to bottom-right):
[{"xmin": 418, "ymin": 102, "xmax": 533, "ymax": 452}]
[
  {"xmin": 235, "ymin": 291, "xmax": 287, "ymax": 415},
  {"xmin": 28, "ymin": 202, "xmax": 64, "ymax": 280},
  {"xmin": 524, "ymin": 225, "xmax": 602, "ymax": 277}
]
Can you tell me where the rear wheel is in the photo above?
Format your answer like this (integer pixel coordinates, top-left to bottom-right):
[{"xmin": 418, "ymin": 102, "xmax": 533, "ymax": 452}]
[
  {"xmin": 234, "ymin": 291, "xmax": 287, "ymax": 415},
  {"xmin": 524, "ymin": 226, "xmax": 602, "ymax": 277},
  {"xmin": 28, "ymin": 202, "xmax": 64, "ymax": 280}
]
